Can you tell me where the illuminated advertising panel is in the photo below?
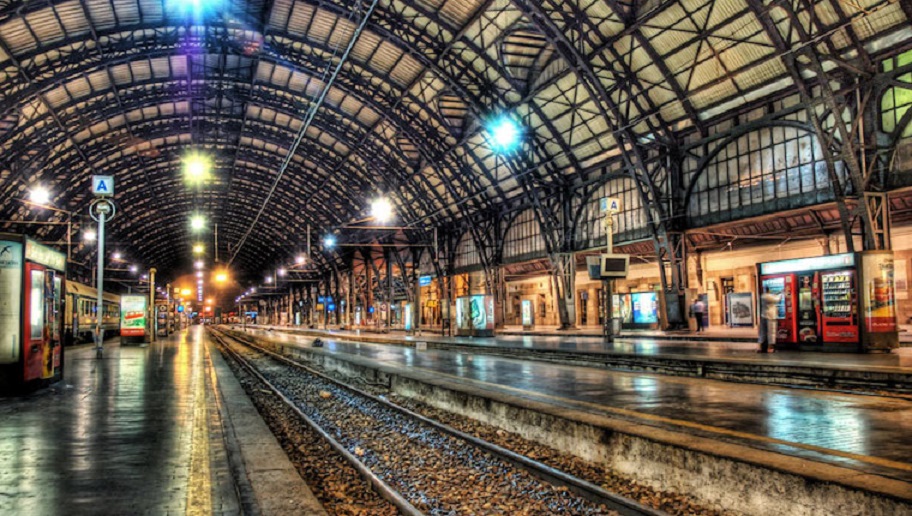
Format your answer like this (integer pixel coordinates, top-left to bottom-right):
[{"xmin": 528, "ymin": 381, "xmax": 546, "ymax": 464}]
[
  {"xmin": 456, "ymin": 295, "xmax": 495, "ymax": 335},
  {"xmin": 631, "ymin": 292, "xmax": 658, "ymax": 324},
  {"xmin": 0, "ymin": 240, "xmax": 23, "ymax": 364},
  {"xmin": 121, "ymin": 295, "xmax": 147, "ymax": 337},
  {"xmin": 862, "ymin": 252, "xmax": 897, "ymax": 333},
  {"xmin": 521, "ymin": 299, "xmax": 533, "ymax": 328}
]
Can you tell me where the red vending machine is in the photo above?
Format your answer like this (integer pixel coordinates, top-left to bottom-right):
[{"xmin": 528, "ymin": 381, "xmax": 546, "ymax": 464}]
[
  {"xmin": 758, "ymin": 253, "xmax": 860, "ymax": 352},
  {"xmin": 759, "ymin": 275, "xmax": 798, "ymax": 345},
  {"xmin": 819, "ymin": 270, "xmax": 859, "ymax": 343},
  {"xmin": 0, "ymin": 235, "xmax": 67, "ymax": 392}
]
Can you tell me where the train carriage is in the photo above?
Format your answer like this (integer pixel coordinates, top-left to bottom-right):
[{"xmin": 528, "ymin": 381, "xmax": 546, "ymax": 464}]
[{"xmin": 64, "ymin": 281, "xmax": 121, "ymax": 345}]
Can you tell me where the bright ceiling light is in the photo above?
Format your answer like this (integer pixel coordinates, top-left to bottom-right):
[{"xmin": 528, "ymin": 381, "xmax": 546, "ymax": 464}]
[
  {"xmin": 370, "ymin": 197, "xmax": 393, "ymax": 223},
  {"xmin": 182, "ymin": 152, "xmax": 212, "ymax": 186},
  {"xmin": 30, "ymin": 186, "xmax": 51, "ymax": 205},
  {"xmin": 83, "ymin": 229, "xmax": 97, "ymax": 242},
  {"xmin": 112, "ymin": 252, "xmax": 122, "ymax": 261},
  {"xmin": 323, "ymin": 235, "xmax": 336, "ymax": 248},
  {"xmin": 181, "ymin": 289, "xmax": 192, "ymax": 296},
  {"xmin": 215, "ymin": 272, "xmax": 228, "ymax": 283},
  {"xmin": 193, "ymin": 244, "xmax": 205, "ymax": 254},
  {"xmin": 129, "ymin": 265, "xmax": 138, "ymax": 273},
  {"xmin": 295, "ymin": 254, "xmax": 306, "ymax": 265},
  {"xmin": 277, "ymin": 268, "xmax": 286, "ymax": 277},
  {"xmin": 194, "ymin": 260, "xmax": 204, "ymax": 269},
  {"xmin": 265, "ymin": 276, "xmax": 273, "ymax": 284},
  {"xmin": 197, "ymin": 271, "xmax": 203, "ymax": 278},
  {"xmin": 190, "ymin": 215, "xmax": 206, "ymax": 232},
  {"xmin": 487, "ymin": 116, "xmax": 521, "ymax": 153}
]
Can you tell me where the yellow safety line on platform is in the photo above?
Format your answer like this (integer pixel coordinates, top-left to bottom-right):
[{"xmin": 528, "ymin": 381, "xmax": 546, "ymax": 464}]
[
  {"xmin": 186, "ymin": 342, "xmax": 213, "ymax": 515},
  {"xmin": 419, "ymin": 369, "xmax": 912, "ymax": 474}
]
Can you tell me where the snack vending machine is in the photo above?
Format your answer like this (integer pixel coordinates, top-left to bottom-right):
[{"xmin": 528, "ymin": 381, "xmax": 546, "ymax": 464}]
[{"xmin": 819, "ymin": 270, "xmax": 859, "ymax": 343}]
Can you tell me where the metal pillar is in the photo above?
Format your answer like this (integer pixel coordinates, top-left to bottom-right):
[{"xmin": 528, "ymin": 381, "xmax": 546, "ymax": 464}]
[{"xmin": 149, "ymin": 268, "xmax": 156, "ymax": 343}]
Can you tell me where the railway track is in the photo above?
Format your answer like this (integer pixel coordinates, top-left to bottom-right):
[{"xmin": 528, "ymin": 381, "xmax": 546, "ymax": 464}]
[{"xmin": 210, "ymin": 328, "xmax": 667, "ymax": 516}]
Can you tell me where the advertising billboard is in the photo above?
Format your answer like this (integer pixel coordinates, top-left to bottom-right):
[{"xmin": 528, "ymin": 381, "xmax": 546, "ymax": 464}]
[
  {"xmin": 0, "ymin": 240, "xmax": 23, "ymax": 365},
  {"xmin": 862, "ymin": 252, "xmax": 897, "ymax": 333},
  {"xmin": 521, "ymin": 299, "xmax": 533, "ymax": 329},
  {"xmin": 404, "ymin": 303, "xmax": 413, "ymax": 331},
  {"xmin": 631, "ymin": 292, "xmax": 658, "ymax": 324},
  {"xmin": 456, "ymin": 295, "xmax": 495, "ymax": 336},
  {"xmin": 727, "ymin": 292, "xmax": 753, "ymax": 327},
  {"xmin": 121, "ymin": 295, "xmax": 147, "ymax": 337}
]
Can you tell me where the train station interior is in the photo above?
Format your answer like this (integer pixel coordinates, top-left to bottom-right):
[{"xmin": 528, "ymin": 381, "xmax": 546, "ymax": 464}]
[{"xmin": 1, "ymin": 0, "xmax": 912, "ymax": 514}]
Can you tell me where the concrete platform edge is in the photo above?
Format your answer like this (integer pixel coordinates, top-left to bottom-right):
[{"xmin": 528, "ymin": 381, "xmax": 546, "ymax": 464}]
[
  {"xmin": 232, "ymin": 329, "xmax": 912, "ymax": 515},
  {"xmin": 206, "ymin": 337, "xmax": 328, "ymax": 516}
]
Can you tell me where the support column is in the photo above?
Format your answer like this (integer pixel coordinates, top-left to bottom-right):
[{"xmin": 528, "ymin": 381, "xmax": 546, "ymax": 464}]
[{"xmin": 552, "ymin": 253, "xmax": 577, "ymax": 330}]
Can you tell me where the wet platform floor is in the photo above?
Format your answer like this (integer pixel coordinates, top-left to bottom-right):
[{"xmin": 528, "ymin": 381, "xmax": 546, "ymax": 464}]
[
  {"xmin": 256, "ymin": 324, "xmax": 912, "ymax": 370},
  {"xmin": 0, "ymin": 329, "xmax": 238, "ymax": 515},
  {"xmin": 244, "ymin": 327, "xmax": 912, "ymax": 484}
]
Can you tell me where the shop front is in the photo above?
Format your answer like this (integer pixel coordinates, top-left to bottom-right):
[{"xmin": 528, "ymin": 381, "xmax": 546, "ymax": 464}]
[{"xmin": 757, "ymin": 252, "xmax": 898, "ymax": 352}]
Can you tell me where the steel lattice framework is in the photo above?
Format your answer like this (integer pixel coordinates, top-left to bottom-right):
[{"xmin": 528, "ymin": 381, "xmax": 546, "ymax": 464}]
[{"xmin": 0, "ymin": 0, "xmax": 910, "ymax": 306}]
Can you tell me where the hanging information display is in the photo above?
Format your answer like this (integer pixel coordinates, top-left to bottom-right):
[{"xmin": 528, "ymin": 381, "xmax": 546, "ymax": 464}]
[
  {"xmin": 121, "ymin": 295, "xmax": 147, "ymax": 337},
  {"xmin": 861, "ymin": 252, "xmax": 896, "ymax": 333}
]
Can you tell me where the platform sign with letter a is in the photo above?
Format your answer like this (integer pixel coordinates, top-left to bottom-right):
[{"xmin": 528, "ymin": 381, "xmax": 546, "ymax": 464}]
[
  {"xmin": 600, "ymin": 197, "xmax": 621, "ymax": 213},
  {"xmin": 92, "ymin": 175, "xmax": 114, "ymax": 197}
]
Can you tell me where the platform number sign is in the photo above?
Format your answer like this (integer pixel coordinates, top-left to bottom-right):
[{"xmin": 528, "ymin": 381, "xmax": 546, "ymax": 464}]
[
  {"xmin": 92, "ymin": 175, "xmax": 114, "ymax": 197},
  {"xmin": 600, "ymin": 197, "xmax": 621, "ymax": 213}
]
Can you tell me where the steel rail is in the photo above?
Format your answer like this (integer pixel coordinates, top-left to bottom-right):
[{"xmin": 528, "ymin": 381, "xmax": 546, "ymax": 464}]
[
  {"xmin": 209, "ymin": 330, "xmax": 425, "ymax": 516},
  {"xmin": 214, "ymin": 327, "xmax": 668, "ymax": 516}
]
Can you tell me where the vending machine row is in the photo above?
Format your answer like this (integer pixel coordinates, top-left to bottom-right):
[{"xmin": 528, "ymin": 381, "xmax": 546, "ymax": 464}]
[{"xmin": 757, "ymin": 251, "xmax": 898, "ymax": 352}]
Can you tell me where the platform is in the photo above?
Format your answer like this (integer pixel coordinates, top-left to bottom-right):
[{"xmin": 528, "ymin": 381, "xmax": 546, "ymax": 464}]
[
  {"xmin": 229, "ymin": 326, "xmax": 912, "ymax": 510},
  {"xmin": 247, "ymin": 324, "xmax": 912, "ymax": 391},
  {"xmin": 0, "ymin": 327, "xmax": 323, "ymax": 515}
]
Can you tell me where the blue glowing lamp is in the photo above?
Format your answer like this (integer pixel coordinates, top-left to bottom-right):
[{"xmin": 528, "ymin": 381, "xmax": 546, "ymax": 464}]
[
  {"xmin": 323, "ymin": 235, "xmax": 336, "ymax": 248},
  {"xmin": 488, "ymin": 117, "xmax": 521, "ymax": 153}
]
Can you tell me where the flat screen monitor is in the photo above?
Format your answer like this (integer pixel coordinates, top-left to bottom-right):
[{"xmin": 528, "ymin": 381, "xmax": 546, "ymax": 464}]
[{"xmin": 600, "ymin": 254, "xmax": 629, "ymax": 278}]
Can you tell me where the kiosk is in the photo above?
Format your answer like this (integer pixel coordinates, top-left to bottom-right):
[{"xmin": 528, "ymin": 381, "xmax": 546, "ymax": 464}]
[
  {"xmin": 0, "ymin": 235, "xmax": 66, "ymax": 392},
  {"xmin": 757, "ymin": 252, "xmax": 898, "ymax": 352}
]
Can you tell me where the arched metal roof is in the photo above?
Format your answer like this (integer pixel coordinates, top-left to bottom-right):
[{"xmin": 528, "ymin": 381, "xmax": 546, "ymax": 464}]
[{"xmin": 1, "ymin": 0, "xmax": 909, "ymax": 283}]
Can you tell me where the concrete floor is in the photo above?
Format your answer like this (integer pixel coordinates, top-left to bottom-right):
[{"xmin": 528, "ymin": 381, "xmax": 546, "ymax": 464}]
[{"xmin": 245, "ymin": 327, "xmax": 912, "ymax": 484}]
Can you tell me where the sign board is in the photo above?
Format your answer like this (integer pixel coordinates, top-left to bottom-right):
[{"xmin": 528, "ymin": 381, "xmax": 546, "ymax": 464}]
[
  {"xmin": 25, "ymin": 239, "xmax": 66, "ymax": 272},
  {"xmin": 404, "ymin": 302, "xmax": 413, "ymax": 331},
  {"xmin": 92, "ymin": 175, "xmax": 114, "ymax": 196},
  {"xmin": 317, "ymin": 296, "xmax": 333, "ymax": 304},
  {"xmin": 759, "ymin": 253, "xmax": 854, "ymax": 275},
  {"xmin": 600, "ymin": 197, "xmax": 621, "ymax": 213},
  {"xmin": 121, "ymin": 295, "xmax": 147, "ymax": 337},
  {"xmin": 419, "ymin": 275, "xmax": 433, "ymax": 287}
]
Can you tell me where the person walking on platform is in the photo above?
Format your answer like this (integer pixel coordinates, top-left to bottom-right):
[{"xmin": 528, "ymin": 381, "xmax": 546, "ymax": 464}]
[
  {"xmin": 690, "ymin": 298, "xmax": 706, "ymax": 332},
  {"xmin": 758, "ymin": 287, "xmax": 781, "ymax": 353}
]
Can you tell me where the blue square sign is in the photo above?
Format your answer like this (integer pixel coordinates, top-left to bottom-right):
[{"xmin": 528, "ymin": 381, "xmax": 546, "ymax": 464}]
[{"xmin": 92, "ymin": 175, "xmax": 114, "ymax": 196}]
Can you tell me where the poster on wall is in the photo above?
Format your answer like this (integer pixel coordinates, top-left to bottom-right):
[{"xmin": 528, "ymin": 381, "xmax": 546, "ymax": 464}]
[
  {"xmin": 121, "ymin": 295, "xmax": 147, "ymax": 337},
  {"xmin": 0, "ymin": 241, "xmax": 23, "ymax": 365},
  {"xmin": 521, "ymin": 299, "xmax": 533, "ymax": 329},
  {"xmin": 726, "ymin": 292, "xmax": 753, "ymax": 327},
  {"xmin": 862, "ymin": 252, "xmax": 897, "ymax": 333},
  {"xmin": 631, "ymin": 292, "xmax": 658, "ymax": 324}
]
